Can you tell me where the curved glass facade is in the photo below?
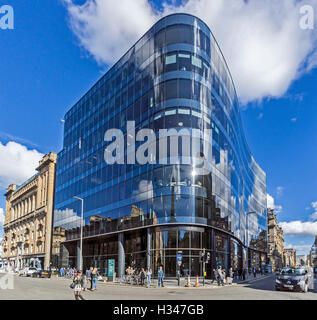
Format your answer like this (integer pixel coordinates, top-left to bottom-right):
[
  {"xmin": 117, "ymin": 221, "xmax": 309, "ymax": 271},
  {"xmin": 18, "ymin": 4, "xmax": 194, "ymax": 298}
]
[{"xmin": 53, "ymin": 14, "xmax": 267, "ymax": 277}]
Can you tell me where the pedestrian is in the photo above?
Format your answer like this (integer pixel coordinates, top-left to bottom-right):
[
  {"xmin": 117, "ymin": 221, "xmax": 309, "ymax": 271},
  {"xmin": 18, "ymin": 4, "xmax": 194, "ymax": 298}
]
[
  {"xmin": 242, "ymin": 268, "xmax": 246, "ymax": 280},
  {"xmin": 126, "ymin": 266, "xmax": 131, "ymax": 283},
  {"xmin": 91, "ymin": 267, "xmax": 99, "ymax": 291},
  {"xmin": 217, "ymin": 266, "xmax": 224, "ymax": 286},
  {"xmin": 71, "ymin": 270, "xmax": 85, "ymax": 300},
  {"xmin": 158, "ymin": 265, "xmax": 164, "ymax": 287},
  {"xmin": 126, "ymin": 266, "xmax": 131, "ymax": 275},
  {"xmin": 238, "ymin": 268, "xmax": 242, "ymax": 280},
  {"xmin": 59, "ymin": 267, "xmax": 64, "ymax": 277},
  {"xmin": 222, "ymin": 269, "xmax": 226, "ymax": 285},
  {"xmin": 227, "ymin": 268, "xmax": 234, "ymax": 285},
  {"xmin": 82, "ymin": 270, "xmax": 87, "ymax": 291},
  {"xmin": 86, "ymin": 267, "xmax": 93, "ymax": 290},
  {"xmin": 146, "ymin": 267, "xmax": 152, "ymax": 288},
  {"xmin": 69, "ymin": 267, "xmax": 74, "ymax": 278},
  {"xmin": 234, "ymin": 268, "xmax": 238, "ymax": 280},
  {"xmin": 211, "ymin": 269, "xmax": 218, "ymax": 284},
  {"xmin": 253, "ymin": 267, "xmax": 256, "ymax": 278},
  {"xmin": 139, "ymin": 268, "xmax": 146, "ymax": 286}
]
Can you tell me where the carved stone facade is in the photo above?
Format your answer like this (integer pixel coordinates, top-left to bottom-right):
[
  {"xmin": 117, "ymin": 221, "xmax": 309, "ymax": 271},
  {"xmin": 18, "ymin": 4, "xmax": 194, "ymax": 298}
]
[
  {"xmin": 308, "ymin": 236, "xmax": 317, "ymax": 267},
  {"xmin": 2, "ymin": 152, "xmax": 57, "ymax": 270},
  {"xmin": 283, "ymin": 248, "xmax": 296, "ymax": 268},
  {"xmin": 267, "ymin": 209, "xmax": 284, "ymax": 271}
]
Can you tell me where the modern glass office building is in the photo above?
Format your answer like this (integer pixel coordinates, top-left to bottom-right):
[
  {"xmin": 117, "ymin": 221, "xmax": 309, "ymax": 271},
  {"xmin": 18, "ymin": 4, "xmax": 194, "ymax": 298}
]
[{"xmin": 53, "ymin": 13, "xmax": 267, "ymax": 278}]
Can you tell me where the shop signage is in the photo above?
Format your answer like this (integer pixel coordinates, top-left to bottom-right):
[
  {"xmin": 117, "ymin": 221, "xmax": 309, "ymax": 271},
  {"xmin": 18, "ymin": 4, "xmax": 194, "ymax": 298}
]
[{"xmin": 108, "ymin": 259, "xmax": 115, "ymax": 277}]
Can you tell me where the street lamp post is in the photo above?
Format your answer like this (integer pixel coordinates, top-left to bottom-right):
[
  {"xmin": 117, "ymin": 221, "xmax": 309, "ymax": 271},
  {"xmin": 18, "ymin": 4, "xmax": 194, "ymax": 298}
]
[{"xmin": 73, "ymin": 196, "xmax": 84, "ymax": 271}]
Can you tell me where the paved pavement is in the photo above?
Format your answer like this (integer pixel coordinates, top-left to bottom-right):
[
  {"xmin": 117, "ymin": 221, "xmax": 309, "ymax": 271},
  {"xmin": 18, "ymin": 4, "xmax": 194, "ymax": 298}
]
[{"xmin": 0, "ymin": 272, "xmax": 316, "ymax": 300}]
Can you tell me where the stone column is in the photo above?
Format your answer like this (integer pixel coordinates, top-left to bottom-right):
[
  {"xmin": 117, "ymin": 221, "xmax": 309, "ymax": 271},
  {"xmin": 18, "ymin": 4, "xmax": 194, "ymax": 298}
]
[
  {"xmin": 44, "ymin": 155, "xmax": 57, "ymax": 270},
  {"xmin": 118, "ymin": 233, "xmax": 125, "ymax": 277}
]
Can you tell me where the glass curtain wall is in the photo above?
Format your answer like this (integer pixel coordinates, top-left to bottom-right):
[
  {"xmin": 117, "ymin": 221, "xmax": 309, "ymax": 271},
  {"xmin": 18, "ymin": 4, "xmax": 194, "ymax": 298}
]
[{"xmin": 53, "ymin": 14, "xmax": 267, "ymax": 275}]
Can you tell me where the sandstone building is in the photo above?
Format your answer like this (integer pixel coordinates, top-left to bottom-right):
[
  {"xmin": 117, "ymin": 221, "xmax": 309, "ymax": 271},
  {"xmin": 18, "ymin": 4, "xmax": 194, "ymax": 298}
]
[
  {"xmin": 267, "ymin": 209, "xmax": 284, "ymax": 271},
  {"xmin": 2, "ymin": 152, "xmax": 57, "ymax": 270}
]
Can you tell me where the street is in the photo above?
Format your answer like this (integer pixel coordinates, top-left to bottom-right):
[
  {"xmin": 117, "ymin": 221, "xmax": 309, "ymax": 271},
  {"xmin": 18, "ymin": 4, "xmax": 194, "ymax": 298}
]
[{"xmin": 0, "ymin": 273, "xmax": 316, "ymax": 300}]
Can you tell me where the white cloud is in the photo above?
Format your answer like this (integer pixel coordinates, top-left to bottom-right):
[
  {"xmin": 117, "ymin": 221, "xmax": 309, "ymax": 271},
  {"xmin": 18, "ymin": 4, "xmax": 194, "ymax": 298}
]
[
  {"xmin": 309, "ymin": 201, "xmax": 317, "ymax": 220},
  {"xmin": 267, "ymin": 193, "xmax": 283, "ymax": 213},
  {"xmin": 63, "ymin": 0, "xmax": 157, "ymax": 64},
  {"xmin": 291, "ymin": 118, "xmax": 297, "ymax": 122},
  {"xmin": 279, "ymin": 220, "xmax": 317, "ymax": 236},
  {"xmin": 276, "ymin": 186, "xmax": 284, "ymax": 198},
  {"xmin": 267, "ymin": 194, "xmax": 275, "ymax": 209},
  {"xmin": 54, "ymin": 208, "xmax": 85, "ymax": 229},
  {"xmin": 0, "ymin": 141, "xmax": 43, "ymax": 189},
  {"xmin": 274, "ymin": 205, "xmax": 283, "ymax": 214},
  {"xmin": 63, "ymin": 0, "xmax": 317, "ymax": 104},
  {"xmin": 284, "ymin": 242, "xmax": 311, "ymax": 253}
]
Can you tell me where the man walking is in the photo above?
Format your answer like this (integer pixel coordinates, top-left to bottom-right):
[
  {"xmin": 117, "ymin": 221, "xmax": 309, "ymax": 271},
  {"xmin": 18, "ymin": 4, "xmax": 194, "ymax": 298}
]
[
  {"xmin": 86, "ymin": 267, "xmax": 92, "ymax": 290},
  {"xmin": 87, "ymin": 267, "xmax": 93, "ymax": 290},
  {"xmin": 158, "ymin": 265, "xmax": 164, "ymax": 287},
  {"xmin": 217, "ymin": 266, "xmax": 224, "ymax": 286},
  {"xmin": 211, "ymin": 269, "xmax": 218, "ymax": 284}
]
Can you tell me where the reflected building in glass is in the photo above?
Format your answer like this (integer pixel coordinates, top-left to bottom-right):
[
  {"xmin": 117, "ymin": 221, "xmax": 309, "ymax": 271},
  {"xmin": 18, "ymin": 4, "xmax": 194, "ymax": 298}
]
[{"xmin": 53, "ymin": 14, "xmax": 268, "ymax": 277}]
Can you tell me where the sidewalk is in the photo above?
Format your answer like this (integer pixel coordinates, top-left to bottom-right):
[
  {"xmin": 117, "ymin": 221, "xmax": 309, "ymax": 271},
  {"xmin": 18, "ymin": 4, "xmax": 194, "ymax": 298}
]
[
  {"xmin": 49, "ymin": 273, "xmax": 273, "ymax": 288},
  {"xmin": 234, "ymin": 273, "xmax": 274, "ymax": 284}
]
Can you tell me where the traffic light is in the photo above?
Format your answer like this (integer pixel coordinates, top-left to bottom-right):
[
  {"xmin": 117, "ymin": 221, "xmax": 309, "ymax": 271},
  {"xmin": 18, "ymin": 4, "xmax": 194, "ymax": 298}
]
[
  {"xmin": 200, "ymin": 251, "xmax": 205, "ymax": 262},
  {"xmin": 206, "ymin": 252, "xmax": 210, "ymax": 262}
]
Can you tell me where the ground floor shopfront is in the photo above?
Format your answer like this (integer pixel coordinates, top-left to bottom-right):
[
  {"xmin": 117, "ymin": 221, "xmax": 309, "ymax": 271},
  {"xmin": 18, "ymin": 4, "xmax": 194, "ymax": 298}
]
[
  {"xmin": 57, "ymin": 225, "xmax": 267, "ymax": 278},
  {"xmin": 3, "ymin": 255, "xmax": 44, "ymax": 269}
]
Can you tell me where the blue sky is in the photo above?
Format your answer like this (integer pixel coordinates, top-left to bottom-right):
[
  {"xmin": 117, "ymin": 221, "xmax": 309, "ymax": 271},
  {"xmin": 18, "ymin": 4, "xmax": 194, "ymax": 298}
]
[{"xmin": 0, "ymin": 0, "xmax": 316, "ymax": 255}]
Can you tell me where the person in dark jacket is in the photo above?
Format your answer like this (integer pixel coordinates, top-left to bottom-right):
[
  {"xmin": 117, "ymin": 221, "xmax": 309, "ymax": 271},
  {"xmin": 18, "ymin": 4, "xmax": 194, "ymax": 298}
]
[
  {"xmin": 238, "ymin": 268, "xmax": 242, "ymax": 280},
  {"xmin": 139, "ymin": 268, "xmax": 146, "ymax": 286},
  {"xmin": 87, "ymin": 267, "xmax": 93, "ymax": 290},
  {"xmin": 85, "ymin": 267, "xmax": 92, "ymax": 291},
  {"xmin": 72, "ymin": 270, "xmax": 85, "ymax": 300},
  {"xmin": 211, "ymin": 269, "xmax": 218, "ymax": 284}
]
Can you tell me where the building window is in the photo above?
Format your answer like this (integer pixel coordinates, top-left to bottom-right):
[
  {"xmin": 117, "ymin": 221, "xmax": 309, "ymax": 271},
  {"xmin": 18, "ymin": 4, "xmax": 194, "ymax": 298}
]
[
  {"xmin": 165, "ymin": 54, "xmax": 176, "ymax": 65},
  {"xmin": 192, "ymin": 56, "xmax": 202, "ymax": 68}
]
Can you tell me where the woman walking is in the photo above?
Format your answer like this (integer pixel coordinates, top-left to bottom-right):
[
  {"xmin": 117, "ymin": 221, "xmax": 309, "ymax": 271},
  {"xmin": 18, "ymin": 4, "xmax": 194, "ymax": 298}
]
[
  {"xmin": 91, "ymin": 268, "xmax": 99, "ymax": 291},
  {"xmin": 227, "ymin": 267, "xmax": 234, "ymax": 285},
  {"xmin": 71, "ymin": 270, "xmax": 85, "ymax": 300},
  {"xmin": 146, "ymin": 267, "xmax": 152, "ymax": 288}
]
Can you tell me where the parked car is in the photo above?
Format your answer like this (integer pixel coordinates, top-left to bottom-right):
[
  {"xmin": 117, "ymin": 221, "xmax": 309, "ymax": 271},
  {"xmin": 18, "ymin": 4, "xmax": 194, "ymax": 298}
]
[
  {"xmin": 31, "ymin": 270, "xmax": 52, "ymax": 278},
  {"xmin": 18, "ymin": 267, "xmax": 29, "ymax": 277},
  {"xmin": 275, "ymin": 266, "xmax": 314, "ymax": 292},
  {"xmin": 19, "ymin": 267, "xmax": 37, "ymax": 277}
]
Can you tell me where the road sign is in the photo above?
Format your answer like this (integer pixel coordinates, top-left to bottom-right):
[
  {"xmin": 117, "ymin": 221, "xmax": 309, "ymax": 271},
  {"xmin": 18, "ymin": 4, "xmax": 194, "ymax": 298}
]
[{"xmin": 177, "ymin": 253, "xmax": 183, "ymax": 262}]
